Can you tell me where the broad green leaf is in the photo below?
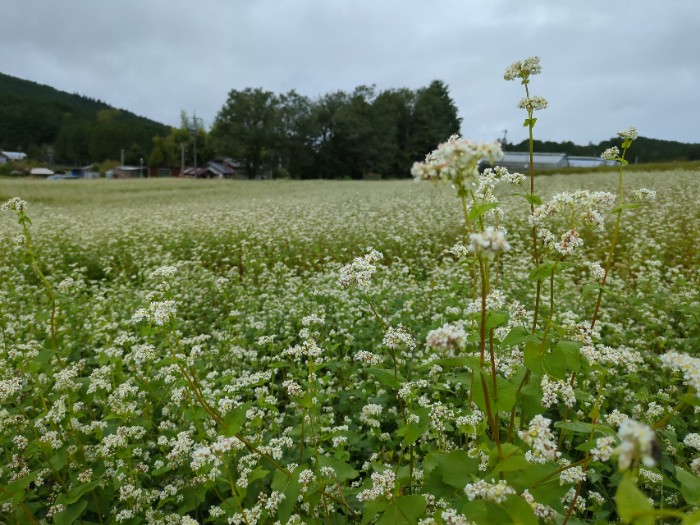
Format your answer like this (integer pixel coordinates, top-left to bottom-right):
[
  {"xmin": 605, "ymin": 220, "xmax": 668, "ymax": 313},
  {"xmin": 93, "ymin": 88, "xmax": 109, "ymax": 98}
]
[
  {"xmin": 554, "ymin": 421, "xmax": 615, "ymax": 436},
  {"xmin": 468, "ymin": 202, "xmax": 500, "ymax": 222},
  {"xmin": 317, "ymin": 455, "xmax": 359, "ymax": 482},
  {"xmin": 366, "ymin": 367, "xmax": 405, "ymax": 389},
  {"xmin": 424, "ymin": 450, "xmax": 479, "ymax": 489},
  {"xmin": 528, "ymin": 262, "xmax": 556, "ymax": 282},
  {"xmin": 224, "ymin": 401, "xmax": 253, "ymax": 436},
  {"xmin": 54, "ymin": 500, "xmax": 88, "ymax": 525},
  {"xmin": 57, "ymin": 479, "xmax": 102, "ymax": 505},
  {"xmin": 682, "ymin": 510, "xmax": 700, "ymax": 525},
  {"xmin": 377, "ymin": 495, "xmax": 426, "ymax": 525},
  {"xmin": 543, "ymin": 347, "xmax": 567, "ymax": 379},
  {"xmin": 615, "ymin": 473, "xmax": 654, "ymax": 525},
  {"xmin": 523, "ymin": 342, "xmax": 544, "ymax": 375},
  {"xmin": 501, "ymin": 326, "xmax": 540, "ymax": 348},
  {"xmin": 485, "ymin": 312, "xmax": 508, "ymax": 330},
  {"xmin": 677, "ymin": 468, "xmax": 700, "ymax": 505},
  {"xmin": 612, "ymin": 203, "xmax": 643, "ymax": 213},
  {"xmin": 493, "ymin": 455, "xmax": 530, "ymax": 474},
  {"xmin": 502, "ymin": 494, "xmax": 539, "ymax": 525},
  {"xmin": 555, "ymin": 340, "xmax": 582, "ymax": 372}
]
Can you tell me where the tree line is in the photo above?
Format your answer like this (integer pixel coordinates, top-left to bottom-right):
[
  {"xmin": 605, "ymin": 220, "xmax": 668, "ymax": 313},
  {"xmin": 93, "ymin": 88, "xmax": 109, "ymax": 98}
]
[{"xmin": 206, "ymin": 80, "xmax": 461, "ymax": 179}]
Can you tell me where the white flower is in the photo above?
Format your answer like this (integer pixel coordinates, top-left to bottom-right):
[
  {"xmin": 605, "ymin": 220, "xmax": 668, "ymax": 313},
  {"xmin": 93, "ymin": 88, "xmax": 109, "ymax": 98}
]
[
  {"xmin": 601, "ymin": 147, "xmax": 620, "ymax": 161},
  {"xmin": 470, "ymin": 227, "xmax": 510, "ymax": 259},
  {"xmin": 618, "ymin": 126, "xmax": 638, "ymax": 141},
  {"xmin": 519, "ymin": 415, "xmax": 561, "ymax": 463},
  {"xmin": 338, "ymin": 250, "xmax": 383, "ymax": 290},
  {"xmin": 504, "ymin": 56, "xmax": 542, "ymax": 81},
  {"xmin": 613, "ymin": 419, "xmax": 659, "ymax": 471}
]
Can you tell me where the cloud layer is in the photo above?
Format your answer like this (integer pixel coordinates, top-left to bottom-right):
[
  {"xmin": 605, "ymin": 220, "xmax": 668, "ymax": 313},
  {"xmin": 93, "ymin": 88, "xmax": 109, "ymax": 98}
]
[{"xmin": 3, "ymin": 0, "xmax": 698, "ymax": 145}]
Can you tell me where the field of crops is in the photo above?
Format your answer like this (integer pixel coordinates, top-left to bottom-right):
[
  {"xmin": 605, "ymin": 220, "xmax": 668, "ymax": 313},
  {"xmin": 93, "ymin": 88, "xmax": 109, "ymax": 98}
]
[{"xmin": 1, "ymin": 168, "xmax": 699, "ymax": 524}]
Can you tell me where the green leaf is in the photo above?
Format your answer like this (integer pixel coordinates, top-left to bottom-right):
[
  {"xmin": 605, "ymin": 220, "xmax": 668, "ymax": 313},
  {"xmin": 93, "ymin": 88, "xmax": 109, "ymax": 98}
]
[
  {"xmin": 523, "ymin": 342, "xmax": 544, "ymax": 375},
  {"xmin": 528, "ymin": 262, "xmax": 557, "ymax": 282},
  {"xmin": 677, "ymin": 468, "xmax": 700, "ymax": 505},
  {"xmin": 512, "ymin": 192, "xmax": 542, "ymax": 206},
  {"xmin": 501, "ymin": 327, "xmax": 540, "ymax": 348},
  {"xmin": 317, "ymin": 455, "xmax": 359, "ymax": 482},
  {"xmin": 682, "ymin": 509, "xmax": 700, "ymax": 525},
  {"xmin": 612, "ymin": 203, "xmax": 643, "ymax": 213},
  {"xmin": 543, "ymin": 347, "xmax": 567, "ymax": 380},
  {"xmin": 502, "ymin": 494, "xmax": 539, "ymax": 525},
  {"xmin": 555, "ymin": 340, "xmax": 582, "ymax": 372},
  {"xmin": 469, "ymin": 202, "xmax": 500, "ymax": 221},
  {"xmin": 493, "ymin": 455, "xmax": 530, "ymax": 474},
  {"xmin": 54, "ymin": 500, "xmax": 88, "ymax": 525},
  {"xmin": 377, "ymin": 495, "xmax": 426, "ymax": 525},
  {"xmin": 554, "ymin": 421, "xmax": 615, "ymax": 436},
  {"xmin": 397, "ymin": 408, "xmax": 431, "ymax": 447},
  {"xmin": 224, "ymin": 401, "xmax": 253, "ymax": 436},
  {"xmin": 424, "ymin": 450, "xmax": 480, "ymax": 489},
  {"xmin": 58, "ymin": 479, "xmax": 102, "ymax": 505},
  {"xmin": 485, "ymin": 312, "xmax": 508, "ymax": 330},
  {"xmin": 615, "ymin": 473, "xmax": 654, "ymax": 525},
  {"xmin": 366, "ymin": 367, "xmax": 405, "ymax": 389}
]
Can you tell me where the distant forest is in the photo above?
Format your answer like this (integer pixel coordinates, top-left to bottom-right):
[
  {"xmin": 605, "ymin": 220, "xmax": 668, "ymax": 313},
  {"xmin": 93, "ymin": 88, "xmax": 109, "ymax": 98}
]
[
  {"xmin": 0, "ymin": 72, "xmax": 169, "ymax": 166},
  {"xmin": 1, "ymin": 71, "xmax": 699, "ymax": 178}
]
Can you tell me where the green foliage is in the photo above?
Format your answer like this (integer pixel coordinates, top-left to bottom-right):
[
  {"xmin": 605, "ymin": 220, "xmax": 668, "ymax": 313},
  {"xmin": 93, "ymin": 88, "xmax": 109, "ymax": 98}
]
[{"xmin": 0, "ymin": 71, "xmax": 169, "ymax": 165}]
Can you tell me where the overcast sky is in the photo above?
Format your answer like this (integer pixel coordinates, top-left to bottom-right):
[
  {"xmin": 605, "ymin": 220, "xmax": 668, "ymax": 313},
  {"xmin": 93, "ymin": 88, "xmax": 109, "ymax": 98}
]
[{"xmin": 2, "ymin": 0, "xmax": 698, "ymax": 146}]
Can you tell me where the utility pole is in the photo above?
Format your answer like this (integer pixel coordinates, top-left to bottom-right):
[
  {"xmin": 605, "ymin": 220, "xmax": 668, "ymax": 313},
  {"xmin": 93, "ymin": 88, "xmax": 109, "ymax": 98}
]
[{"xmin": 188, "ymin": 112, "xmax": 204, "ymax": 169}]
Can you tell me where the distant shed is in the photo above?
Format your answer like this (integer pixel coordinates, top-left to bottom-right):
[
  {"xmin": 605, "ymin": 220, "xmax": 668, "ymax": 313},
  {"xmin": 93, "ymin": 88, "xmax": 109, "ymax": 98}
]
[
  {"xmin": 495, "ymin": 152, "xmax": 569, "ymax": 171},
  {"xmin": 568, "ymin": 156, "xmax": 611, "ymax": 168},
  {"xmin": 30, "ymin": 167, "xmax": 54, "ymax": 176}
]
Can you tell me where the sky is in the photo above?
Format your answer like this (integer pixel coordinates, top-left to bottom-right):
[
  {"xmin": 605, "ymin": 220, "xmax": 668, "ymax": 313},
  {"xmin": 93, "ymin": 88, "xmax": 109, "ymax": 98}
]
[{"xmin": 2, "ymin": 0, "xmax": 699, "ymax": 146}]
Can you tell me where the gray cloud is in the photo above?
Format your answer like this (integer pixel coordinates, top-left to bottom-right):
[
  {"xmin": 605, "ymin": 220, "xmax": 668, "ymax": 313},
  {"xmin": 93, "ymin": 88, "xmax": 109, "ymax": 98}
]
[{"xmin": 3, "ymin": 0, "xmax": 698, "ymax": 145}]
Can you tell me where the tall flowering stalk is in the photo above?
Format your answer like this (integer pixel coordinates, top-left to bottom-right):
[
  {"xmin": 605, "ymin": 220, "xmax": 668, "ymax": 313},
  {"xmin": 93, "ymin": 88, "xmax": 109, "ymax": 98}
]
[
  {"xmin": 590, "ymin": 127, "xmax": 638, "ymax": 329},
  {"xmin": 504, "ymin": 56, "xmax": 547, "ymax": 331}
]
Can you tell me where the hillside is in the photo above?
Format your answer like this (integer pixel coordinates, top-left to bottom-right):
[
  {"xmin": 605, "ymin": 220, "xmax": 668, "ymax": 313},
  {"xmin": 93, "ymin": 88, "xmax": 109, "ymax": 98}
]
[{"xmin": 0, "ymin": 72, "xmax": 170, "ymax": 165}]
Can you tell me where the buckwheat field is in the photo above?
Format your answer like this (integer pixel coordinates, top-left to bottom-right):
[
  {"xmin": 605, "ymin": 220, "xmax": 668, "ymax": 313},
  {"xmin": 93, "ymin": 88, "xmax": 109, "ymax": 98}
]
[{"xmin": 1, "ymin": 58, "xmax": 699, "ymax": 525}]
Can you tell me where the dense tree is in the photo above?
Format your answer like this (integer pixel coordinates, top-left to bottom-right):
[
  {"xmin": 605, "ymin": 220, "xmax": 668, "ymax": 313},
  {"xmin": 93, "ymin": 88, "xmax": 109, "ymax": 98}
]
[
  {"xmin": 408, "ymin": 80, "xmax": 462, "ymax": 162},
  {"xmin": 211, "ymin": 88, "xmax": 280, "ymax": 178}
]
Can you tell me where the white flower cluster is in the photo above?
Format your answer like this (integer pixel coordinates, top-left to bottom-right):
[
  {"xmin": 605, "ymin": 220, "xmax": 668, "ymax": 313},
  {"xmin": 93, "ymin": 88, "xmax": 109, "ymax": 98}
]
[
  {"xmin": 632, "ymin": 188, "xmax": 656, "ymax": 201},
  {"xmin": 1, "ymin": 197, "xmax": 28, "ymax": 213},
  {"xmin": 601, "ymin": 147, "xmax": 620, "ymax": 161},
  {"xmin": 518, "ymin": 415, "xmax": 561, "ymax": 463},
  {"xmin": 383, "ymin": 325, "xmax": 416, "ymax": 350},
  {"xmin": 464, "ymin": 479, "xmax": 515, "ymax": 503},
  {"xmin": 359, "ymin": 403, "xmax": 383, "ymax": 428},
  {"xmin": 357, "ymin": 468, "xmax": 395, "ymax": 502},
  {"xmin": 580, "ymin": 344, "xmax": 644, "ymax": 373},
  {"xmin": 591, "ymin": 436, "xmax": 616, "ymax": 462},
  {"xmin": 470, "ymin": 227, "xmax": 510, "ymax": 259},
  {"xmin": 426, "ymin": 323, "xmax": 467, "ymax": 352},
  {"xmin": 529, "ymin": 190, "xmax": 616, "ymax": 232},
  {"xmin": 504, "ymin": 56, "xmax": 542, "ymax": 81},
  {"xmin": 518, "ymin": 96, "xmax": 548, "ymax": 111},
  {"xmin": 618, "ymin": 126, "xmax": 639, "ymax": 141},
  {"xmin": 338, "ymin": 250, "xmax": 383, "ymax": 290},
  {"xmin": 354, "ymin": 350, "xmax": 384, "ymax": 366},
  {"xmin": 541, "ymin": 375, "xmax": 576, "ymax": 408},
  {"xmin": 659, "ymin": 350, "xmax": 700, "ymax": 393},
  {"xmin": 410, "ymin": 135, "xmax": 503, "ymax": 188},
  {"xmin": 683, "ymin": 433, "xmax": 700, "ymax": 450},
  {"xmin": 131, "ymin": 300, "xmax": 177, "ymax": 326},
  {"xmin": 613, "ymin": 419, "xmax": 658, "ymax": 471}
]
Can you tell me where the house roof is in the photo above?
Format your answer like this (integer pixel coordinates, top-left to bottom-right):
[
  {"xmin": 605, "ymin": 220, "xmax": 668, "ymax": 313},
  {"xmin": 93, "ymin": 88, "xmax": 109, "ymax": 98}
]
[
  {"xmin": 30, "ymin": 167, "xmax": 54, "ymax": 175},
  {"xmin": 1, "ymin": 151, "xmax": 27, "ymax": 160},
  {"xmin": 501, "ymin": 152, "xmax": 568, "ymax": 164}
]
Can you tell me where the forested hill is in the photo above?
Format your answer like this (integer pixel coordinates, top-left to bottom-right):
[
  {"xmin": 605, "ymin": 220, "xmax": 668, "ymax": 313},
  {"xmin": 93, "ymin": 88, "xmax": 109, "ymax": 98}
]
[
  {"xmin": 0, "ymin": 72, "xmax": 169, "ymax": 165},
  {"xmin": 508, "ymin": 136, "xmax": 700, "ymax": 163}
]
